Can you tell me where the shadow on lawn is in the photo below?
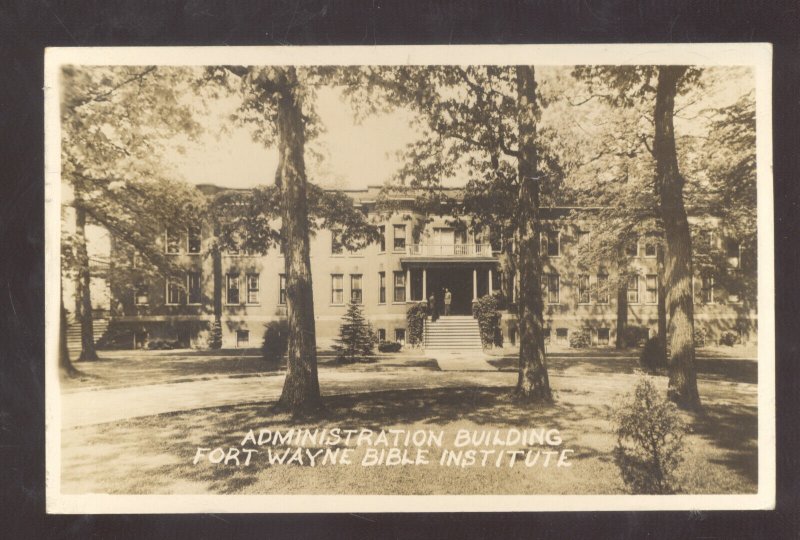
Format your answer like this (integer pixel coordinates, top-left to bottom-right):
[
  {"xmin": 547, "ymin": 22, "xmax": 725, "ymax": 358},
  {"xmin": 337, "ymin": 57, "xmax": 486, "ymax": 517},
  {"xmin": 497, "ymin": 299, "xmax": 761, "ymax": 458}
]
[
  {"xmin": 689, "ymin": 401, "xmax": 759, "ymax": 486},
  {"xmin": 488, "ymin": 355, "xmax": 757, "ymax": 384}
]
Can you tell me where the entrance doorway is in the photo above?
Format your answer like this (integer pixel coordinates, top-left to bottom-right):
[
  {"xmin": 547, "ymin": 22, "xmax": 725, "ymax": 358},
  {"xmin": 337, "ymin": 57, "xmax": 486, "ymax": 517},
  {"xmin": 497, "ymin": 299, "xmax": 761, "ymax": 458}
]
[{"xmin": 427, "ymin": 267, "xmax": 473, "ymax": 315}]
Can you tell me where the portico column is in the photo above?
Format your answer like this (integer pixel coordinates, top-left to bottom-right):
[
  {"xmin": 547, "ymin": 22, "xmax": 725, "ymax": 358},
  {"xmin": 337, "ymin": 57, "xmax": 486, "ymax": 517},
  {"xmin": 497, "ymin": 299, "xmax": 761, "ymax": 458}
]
[
  {"xmin": 488, "ymin": 268, "xmax": 493, "ymax": 295},
  {"xmin": 406, "ymin": 269, "xmax": 411, "ymax": 302},
  {"xmin": 472, "ymin": 268, "xmax": 478, "ymax": 300},
  {"xmin": 422, "ymin": 268, "xmax": 427, "ymax": 300}
]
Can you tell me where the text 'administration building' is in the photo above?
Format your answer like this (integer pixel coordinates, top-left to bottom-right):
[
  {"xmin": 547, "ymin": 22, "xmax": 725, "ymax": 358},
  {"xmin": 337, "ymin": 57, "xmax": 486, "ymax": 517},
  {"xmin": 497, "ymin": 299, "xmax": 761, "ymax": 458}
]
[{"xmin": 104, "ymin": 185, "xmax": 755, "ymax": 350}]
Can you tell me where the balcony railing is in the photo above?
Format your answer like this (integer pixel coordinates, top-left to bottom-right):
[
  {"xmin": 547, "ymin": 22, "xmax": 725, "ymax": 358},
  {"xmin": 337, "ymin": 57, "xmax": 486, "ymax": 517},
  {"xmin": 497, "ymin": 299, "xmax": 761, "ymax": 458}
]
[{"xmin": 406, "ymin": 243, "xmax": 493, "ymax": 257}]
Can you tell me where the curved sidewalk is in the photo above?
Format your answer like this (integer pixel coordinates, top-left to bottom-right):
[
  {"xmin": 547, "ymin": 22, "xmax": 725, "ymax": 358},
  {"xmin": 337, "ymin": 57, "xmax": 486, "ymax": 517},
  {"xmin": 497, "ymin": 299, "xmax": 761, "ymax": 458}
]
[{"xmin": 60, "ymin": 370, "xmax": 515, "ymax": 428}]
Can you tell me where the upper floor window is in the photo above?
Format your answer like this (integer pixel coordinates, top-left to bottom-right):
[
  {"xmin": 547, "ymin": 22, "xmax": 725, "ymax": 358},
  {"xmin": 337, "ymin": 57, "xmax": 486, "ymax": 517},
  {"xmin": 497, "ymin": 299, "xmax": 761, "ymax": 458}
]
[
  {"xmin": 644, "ymin": 242, "xmax": 657, "ymax": 258},
  {"xmin": 187, "ymin": 271, "xmax": 202, "ymax": 304},
  {"xmin": 393, "ymin": 271, "xmax": 406, "ymax": 302},
  {"xmin": 541, "ymin": 231, "xmax": 560, "ymax": 257},
  {"xmin": 226, "ymin": 273, "xmax": 240, "ymax": 305},
  {"xmin": 188, "ymin": 226, "xmax": 202, "ymax": 254},
  {"xmin": 246, "ymin": 273, "xmax": 260, "ymax": 305},
  {"xmin": 279, "ymin": 274, "xmax": 286, "ymax": 305},
  {"xmin": 166, "ymin": 276, "xmax": 184, "ymax": 305},
  {"xmin": 725, "ymin": 239, "xmax": 741, "ymax": 268},
  {"xmin": 542, "ymin": 273, "xmax": 559, "ymax": 304},
  {"xmin": 578, "ymin": 275, "xmax": 590, "ymax": 304},
  {"xmin": 379, "ymin": 272, "xmax": 386, "ymax": 304},
  {"xmin": 331, "ymin": 274, "xmax": 344, "ymax": 305},
  {"xmin": 700, "ymin": 275, "xmax": 715, "ymax": 304},
  {"xmin": 165, "ymin": 228, "xmax": 181, "ymax": 254},
  {"xmin": 627, "ymin": 275, "xmax": 639, "ymax": 304},
  {"xmin": 331, "ymin": 230, "xmax": 344, "ymax": 256},
  {"xmin": 645, "ymin": 274, "xmax": 658, "ymax": 304},
  {"xmin": 134, "ymin": 279, "xmax": 149, "ymax": 305},
  {"xmin": 596, "ymin": 273, "xmax": 610, "ymax": 304},
  {"xmin": 378, "ymin": 225, "xmax": 386, "ymax": 252},
  {"xmin": 393, "ymin": 224, "xmax": 406, "ymax": 251},
  {"xmin": 350, "ymin": 274, "xmax": 363, "ymax": 304}
]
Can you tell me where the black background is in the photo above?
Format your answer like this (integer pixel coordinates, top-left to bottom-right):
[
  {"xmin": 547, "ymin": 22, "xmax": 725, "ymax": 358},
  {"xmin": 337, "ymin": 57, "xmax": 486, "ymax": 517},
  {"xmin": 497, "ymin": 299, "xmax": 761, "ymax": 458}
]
[{"xmin": 1, "ymin": 1, "xmax": 798, "ymax": 538}]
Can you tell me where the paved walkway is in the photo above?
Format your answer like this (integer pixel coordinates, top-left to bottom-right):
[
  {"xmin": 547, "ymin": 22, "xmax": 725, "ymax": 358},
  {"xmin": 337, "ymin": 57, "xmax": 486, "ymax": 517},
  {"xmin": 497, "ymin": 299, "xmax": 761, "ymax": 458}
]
[
  {"xmin": 61, "ymin": 370, "xmax": 515, "ymax": 428},
  {"xmin": 426, "ymin": 350, "xmax": 497, "ymax": 371}
]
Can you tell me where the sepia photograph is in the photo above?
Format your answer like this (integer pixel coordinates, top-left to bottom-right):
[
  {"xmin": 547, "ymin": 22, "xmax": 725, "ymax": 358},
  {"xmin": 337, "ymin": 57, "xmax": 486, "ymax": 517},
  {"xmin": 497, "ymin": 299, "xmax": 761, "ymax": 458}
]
[{"xmin": 44, "ymin": 45, "xmax": 774, "ymax": 513}]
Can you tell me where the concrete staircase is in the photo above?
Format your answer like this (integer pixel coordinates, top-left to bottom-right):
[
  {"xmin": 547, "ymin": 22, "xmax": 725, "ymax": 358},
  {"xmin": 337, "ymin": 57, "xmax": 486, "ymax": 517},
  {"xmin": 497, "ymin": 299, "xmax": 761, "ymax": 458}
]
[
  {"xmin": 66, "ymin": 317, "xmax": 109, "ymax": 354},
  {"xmin": 424, "ymin": 315, "xmax": 483, "ymax": 350}
]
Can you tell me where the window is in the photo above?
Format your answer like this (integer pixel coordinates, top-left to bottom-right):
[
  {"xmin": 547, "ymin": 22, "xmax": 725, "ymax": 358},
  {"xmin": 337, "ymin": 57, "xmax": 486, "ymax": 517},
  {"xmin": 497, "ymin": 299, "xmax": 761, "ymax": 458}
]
[
  {"xmin": 188, "ymin": 226, "xmax": 202, "ymax": 254},
  {"xmin": 393, "ymin": 271, "xmax": 406, "ymax": 303},
  {"xmin": 378, "ymin": 225, "xmax": 386, "ymax": 252},
  {"xmin": 227, "ymin": 229, "xmax": 250, "ymax": 256},
  {"xmin": 596, "ymin": 273, "xmax": 609, "ymax": 304},
  {"xmin": 542, "ymin": 273, "xmax": 559, "ymax": 304},
  {"xmin": 395, "ymin": 328, "xmax": 406, "ymax": 345},
  {"xmin": 625, "ymin": 238, "xmax": 639, "ymax": 257},
  {"xmin": 379, "ymin": 272, "xmax": 386, "ymax": 304},
  {"xmin": 378, "ymin": 328, "xmax": 386, "ymax": 342},
  {"xmin": 236, "ymin": 329, "xmax": 250, "ymax": 347},
  {"xmin": 701, "ymin": 276, "xmax": 715, "ymax": 304},
  {"xmin": 543, "ymin": 327, "xmax": 551, "ymax": 344},
  {"xmin": 725, "ymin": 239, "xmax": 741, "ymax": 268},
  {"xmin": 331, "ymin": 274, "xmax": 344, "ymax": 304},
  {"xmin": 597, "ymin": 328, "xmax": 610, "ymax": 345},
  {"xmin": 134, "ymin": 279, "xmax": 149, "ymax": 305},
  {"xmin": 541, "ymin": 231, "xmax": 560, "ymax": 257},
  {"xmin": 627, "ymin": 275, "xmax": 639, "ymax": 304},
  {"xmin": 187, "ymin": 271, "xmax": 202, "ymax": 304},
  {"xmin": 393, "ymin": 224, "xmax": 406, "ymax": 251},
  {"xmin": 166, "ymin": 276, "xmax": 184, "ymax": 305},
  {"xmin": 226, "ymin": 273, "xmax": 240, "ymax": 304},
  {"xmin": 165, "ymin": 228, "xmax": 181, "ymax": 254},
  {"xmin": 331, "ymin": 230, "xmax": 344, "ymax": 255},
  {"xmin": 556, "ymin": 328, "xmax": 568, "ymax": 345},
  {"xmin": 350, "ymin": 274, "xmax": 363, "ymax": 304},
  {"xmin": 246, "ymin": 273, "xmax": 260, "ymax": 304},
  {"xmin": 578, "ymin": 275, "xmax": 590, "ymax": 304},
  {"xmin": 645, "ymin": 274, "xmax": 658, "ymax": 304},
  {"xmin": 279, "ymin": 274, "xmax": 286, "ymax": 305},
  {"xmin": 644, "ymin": 242, "xmax": 657, "ymax": 258}
]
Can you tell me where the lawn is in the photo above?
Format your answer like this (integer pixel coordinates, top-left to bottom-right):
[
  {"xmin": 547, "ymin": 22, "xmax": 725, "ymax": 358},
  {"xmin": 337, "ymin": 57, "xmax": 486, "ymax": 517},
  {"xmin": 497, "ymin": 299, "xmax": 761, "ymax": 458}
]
[
  {"xmin": 61, "ymin": 348, "xmax": 439, "ymax": 392},
  {"xmin": 60, "ymin": 360, "xmax": 758, "ymax": 495}
]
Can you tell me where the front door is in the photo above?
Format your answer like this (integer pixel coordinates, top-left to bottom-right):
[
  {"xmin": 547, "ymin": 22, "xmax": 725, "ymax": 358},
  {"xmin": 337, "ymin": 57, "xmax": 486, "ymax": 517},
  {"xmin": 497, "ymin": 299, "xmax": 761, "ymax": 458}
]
[{"xmin": 427, "ymin": 267, "xmax": 473, "ymax": 315}]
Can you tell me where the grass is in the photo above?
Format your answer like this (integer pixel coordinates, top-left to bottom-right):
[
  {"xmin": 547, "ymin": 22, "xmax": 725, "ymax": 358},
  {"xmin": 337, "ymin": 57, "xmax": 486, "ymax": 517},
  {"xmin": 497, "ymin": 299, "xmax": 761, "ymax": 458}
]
[
  {"xmin": 62, "ymin": 348, "xmax": 439, "ymax": 391},
  {"xmin": 61, "ymin": 362, "xmax": 757, "ymax": 495}
]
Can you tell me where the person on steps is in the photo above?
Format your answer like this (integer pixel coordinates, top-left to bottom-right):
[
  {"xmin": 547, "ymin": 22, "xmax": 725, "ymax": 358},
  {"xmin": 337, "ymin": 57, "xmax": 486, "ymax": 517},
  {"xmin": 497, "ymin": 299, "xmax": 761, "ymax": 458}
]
[{"xmin": 444, "ymin": 288, "xmax": 452, "ymax": 316}]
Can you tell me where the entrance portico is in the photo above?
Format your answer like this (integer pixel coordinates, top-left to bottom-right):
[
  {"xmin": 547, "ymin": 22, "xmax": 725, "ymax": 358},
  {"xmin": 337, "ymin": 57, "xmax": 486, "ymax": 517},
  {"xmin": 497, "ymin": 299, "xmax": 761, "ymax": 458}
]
[{"xmin": 402, "ymin": 262, "xmax": 499, "ymax": 315}]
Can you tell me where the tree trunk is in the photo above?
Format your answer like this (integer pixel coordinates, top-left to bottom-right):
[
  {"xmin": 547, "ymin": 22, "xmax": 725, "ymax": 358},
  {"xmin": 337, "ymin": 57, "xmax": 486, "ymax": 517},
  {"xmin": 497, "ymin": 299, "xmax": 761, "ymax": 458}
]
[
  {"xmin": 499, "ymin": 226, "xmax": 516, "ymax": 306},
  {"xmin": 74, "ymin": 204, "xmax": 98, "ymax": 361},
  {"xmin": 513, "ymin": 65, "xmax": 552, "ymax": 403},
  {"xmin": 656, "ymin": 244, "xmax": 668, "ymax": 364},
  {"xmin": 210, "ymin": 231, "xmax": 223, "ymax": 349},
  {"xmin": 274, "ymin": 67, "xmax": 322, "ymax": 412},
  {"xmin": 653, "ymin": 66, "xmax": 701, "ymax": 411},
  {"xmin": 615, "ymin": 277, "xmax": 628, "ymax": 349},
  {"xmin": 60, "ymin": 295, "xmax": 79, "ymax": 376}
]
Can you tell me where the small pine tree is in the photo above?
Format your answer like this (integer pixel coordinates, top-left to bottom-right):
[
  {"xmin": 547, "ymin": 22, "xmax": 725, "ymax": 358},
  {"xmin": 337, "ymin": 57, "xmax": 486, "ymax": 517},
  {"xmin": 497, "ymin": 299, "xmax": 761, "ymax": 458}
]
[
  {"xmin": 209, "ymin": 319, "xmax": 223, "ymax": 349},
  {"xmin": 333, "ymin": 301, "xmax": 377, "ymax": 363}
]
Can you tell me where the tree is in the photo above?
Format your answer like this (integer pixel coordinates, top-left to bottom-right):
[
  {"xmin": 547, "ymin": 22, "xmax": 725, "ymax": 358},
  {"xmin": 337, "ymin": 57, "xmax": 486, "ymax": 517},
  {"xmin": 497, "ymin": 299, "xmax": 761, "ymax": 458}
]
[
  {"xmin": 573, "ymin": 66, "xmax": 703, "ymax": 410},
  {"xmin": 333, "ymin": 302, "xmax": 377, "ymax": 363},
  {"xmin": 349, "ymin": 65, "xmax": 555, "ymax": 402},
  {"xmin": 61, "ymin": 65, "xmax": 203, "ymax": 365},
  {"xmin": 205, "ymin": 66, "xmax": 378, "ymax": 412}
]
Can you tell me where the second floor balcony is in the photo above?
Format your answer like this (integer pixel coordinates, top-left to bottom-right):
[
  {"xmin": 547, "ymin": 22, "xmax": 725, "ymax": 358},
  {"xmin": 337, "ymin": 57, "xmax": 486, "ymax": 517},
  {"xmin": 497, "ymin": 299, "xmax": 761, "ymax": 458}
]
[{"xmin": 405, "ymin": 243, "xmax": 494, "ymax": 258}]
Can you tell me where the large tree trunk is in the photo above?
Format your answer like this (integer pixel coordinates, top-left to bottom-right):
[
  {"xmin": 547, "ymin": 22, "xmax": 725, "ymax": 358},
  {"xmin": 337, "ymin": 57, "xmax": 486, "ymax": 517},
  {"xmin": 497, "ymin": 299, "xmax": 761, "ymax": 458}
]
[
  {"xmin": 513, "ymin": 65, "xmax": 552, "ymax": 403},
  {"xmin": 74, "ymin": 204, "xmax": 98, "ymax": 361},
  {"xmin": 653, "ymin": 66, "xmax": 701, "ymax": 411},
  {"xmin": 499, "ymin": 225, "xmax": 516, "ymax": 306},
  {"xmin": 210, "ymin": 231, "xmax": 223, "ymax": 349},
  {"xmin": 60, "ymin": 295, "xmax": 79, "ymax": 377},
  {"xmin": 615, "ymin": 277, "xmax": 628, "ymax": 349},
  {"xmin": 274, "ymin": 67, "xmax": 322, "ymax": 412},
  {"xmin": 657, "ymin": 244, "xmax": 668, "ymax": 364}
]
